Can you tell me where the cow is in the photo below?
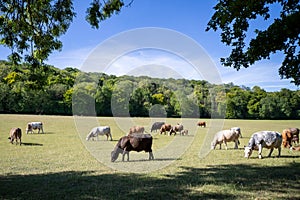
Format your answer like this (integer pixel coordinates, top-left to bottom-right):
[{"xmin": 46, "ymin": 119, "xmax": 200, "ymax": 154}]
[
  {"xmin": 169, "ymin": 124, "xmax": 184, "ymax": 136},
  {"xmin": 111, "ymin": 133, "xmax": 154, "ymax": 162},
  {"xmin": 8, "ymin": 128, "xmax": 22, "ymax": 145},
  {"xmin": 150, "ymin": 122, "xmax": 165, "ymax": 132},
  {"xmin": 197, "ymin": 121, "xmax": 206, "ymax": 128},
  {"xmin": 26, "ymin": 122, "xmax": 44, "ymax": 134},
  {"xmin": 180, "ymin": 129, "xmax": 189, "ymax": 136},
  {"xmin": 292, "ymin": 146, "xmax": 300, "ymax": 151},
  {"xmin": 159, "ymin": 124, "xmax": 172, "ymax": 135},
  {"xmin": 128, "ymin": 126, "xmax": 145, "ymax": 135},
  {"xmin": 211, "ymin": 128, "xmax": 241, "ymax": 150},
  {"xmin": 244, "ymin": 131, "xmax": 282, "ymax": 159},
  {"xmin": 86, "ymin": 126, "xmax": 112, "ymax": 141},
  {"xmin": 282, "ymin": 128, "xmax": 299, "ymax": 148}
]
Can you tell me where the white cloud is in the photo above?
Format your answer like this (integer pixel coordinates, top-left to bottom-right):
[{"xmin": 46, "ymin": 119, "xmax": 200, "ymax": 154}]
[
  {"xmin": 217, "ymin": 60, "xmax": 299, "ymax": 91},
  {"xmin": 46, "ymin": 46, "xmax": 95, "ymax": 69}
]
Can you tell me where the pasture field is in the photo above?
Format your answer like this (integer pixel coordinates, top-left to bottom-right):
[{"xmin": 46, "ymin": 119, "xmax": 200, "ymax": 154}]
[{"xmin": 0, "ymin": 114, "xmax": 300, "ymax": 199}]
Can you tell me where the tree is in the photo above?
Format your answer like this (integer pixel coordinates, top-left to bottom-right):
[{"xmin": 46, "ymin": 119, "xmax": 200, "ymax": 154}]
[
  {"xmin": 206, "ymin": 0, "xmax": 300, "ymax": 86},
  {"xmin": 0, "ymin": 0, "xmax": 125, "ymax": 65}
]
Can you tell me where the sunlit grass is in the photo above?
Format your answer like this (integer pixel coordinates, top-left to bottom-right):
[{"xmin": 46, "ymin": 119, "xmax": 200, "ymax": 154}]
[{"xmin": 0, "ymin": 114, "xmax": 299, "ymax": 199}]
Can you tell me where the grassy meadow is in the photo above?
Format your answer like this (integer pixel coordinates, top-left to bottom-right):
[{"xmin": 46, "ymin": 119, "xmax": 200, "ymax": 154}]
[{"xmin": 0, "ymin": 114, "xmax": 300, "ymax": 199}]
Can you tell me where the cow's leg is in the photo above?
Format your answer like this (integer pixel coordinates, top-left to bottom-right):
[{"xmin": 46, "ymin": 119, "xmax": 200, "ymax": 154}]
[
  {"xmin": 149, "ymin": 152, "xmax": 154, "ymax": 160},
  {"xmin": 234, "ymin": 140, "xmax": 238, "ymax": 149},
  {"xmin": 41, "ymin": 127, "xmax": 44, "ymax": 134},
  {"xmin": 126, "ymin": 152, "xmax": 129, "ymax": 161},
  {"xmin": 122, "ymin": 150, "xmax": 129, "ymax": 161},
  {"xmin": 258, "ymin": 144, "xmax": 263, "ymax": 159},
  {"xmin": 267, "ymin": 148, "xmax": 274, "ymax": 157},
  {"xmin": 223, "ymin": 141, "xmax": 228, "ymax": 150},
  {"xmin": 219, "ymin": 143, "xmax": 222, "ymax": 149},
  {"xmin": 277, "ymin": 147, "xmax": 281, "ymax": 157}
]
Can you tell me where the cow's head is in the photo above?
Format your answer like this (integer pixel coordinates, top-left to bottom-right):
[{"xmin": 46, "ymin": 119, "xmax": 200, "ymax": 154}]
[
  {"xmin": 244, "ymin": 146, "xmax": 253, "ymax": 158},
  {"xmin": 111, "ymin": 147, "xmax": 123, "ymax": 162},
  {"xmin": 211, "ymin": 141, "xmax": 216, "ymax": 150}
]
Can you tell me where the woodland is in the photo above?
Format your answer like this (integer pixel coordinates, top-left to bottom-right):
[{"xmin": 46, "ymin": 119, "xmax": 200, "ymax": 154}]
[{"xmin": 1, "ymin": 60, "xmax": 299, "ymax": 119}]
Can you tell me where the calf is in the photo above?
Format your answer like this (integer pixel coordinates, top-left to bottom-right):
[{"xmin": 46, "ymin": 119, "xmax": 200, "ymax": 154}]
[
  {"xmin": 26, "ymin": 122, "xmax": 44, "ymax": 134},
  {"xmin": 244, "ymin": 131, "xmax": 282, "ymax": 159},
  {"xmin": 111, "ymin": 133, "xmax": 154, "ymax": 162},
  {"xmin": 211, "ymin": 128, "xmax": 241, "ymax": 150},
  {"xmin": 180, "ymin": 129, "xmax": 188, "ymax": 136},
  {"xmin": 8, "ymin": 128, "xmax": 22, "ymax": 145},
  {"xmin": 86, "ymin": 126, "xmax": 112, "ymax": 141}
]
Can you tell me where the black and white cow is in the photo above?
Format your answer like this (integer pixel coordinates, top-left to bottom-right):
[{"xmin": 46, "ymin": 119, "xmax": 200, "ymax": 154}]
[
  {"xmin": 244, "ymin": 131, "xmax": 282, "ymax": 159},
  {"xmin": 26, "ymin": 122, "xmax": 44, "ymax": 134}
]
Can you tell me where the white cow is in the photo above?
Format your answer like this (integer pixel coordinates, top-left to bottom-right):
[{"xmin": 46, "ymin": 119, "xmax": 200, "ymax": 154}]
[
  {"xmin": 211, "ymin": 128, "xmax": 241, "ymax": 150},
  {"xmin": 244, "ymin": 131, "xmax": 282, "ymax": 159},
  {"xmin": 26, "ymin": 122, "xmax": 44, "ymax": 134},
  {"xmin": 86, "ymin": 126, "xmax": 112, "ymax": 141}
]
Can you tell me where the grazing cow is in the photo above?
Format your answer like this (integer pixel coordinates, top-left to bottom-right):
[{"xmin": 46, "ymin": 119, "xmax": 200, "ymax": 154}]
[
  {"xmin": 211, "ymin": 128, "xmax": 241, "ymax": 150},
  {"xmin": 169, "ymin": 124, "xmax": 184, "ymax": 136},
  {"xmin": 128, "ymin": 126, "xmax": 145, "ymax": 135},
  {"xmin": 86, "ymin": 126, "xmax": 112, "ymax": 141},
  {"xmin": 160, "ymin": 124, "xmax": 172, "ymax": 135},
  {"xmin": 111, "ymin": 133, "xmax": 154, "ymax": 162},
  {"xmin": 180, "ymin": 129, "xmax": 188, "ymax": 136},
  {"xmin": 197, "ymin": 121, "xmax": 206, "ymax": 128},
  {"xmin": 8, "ymin": 128, "xmax": 22, "ymax": 145},
  {"xmin": 244, "ymin": 131, "xmax": 282, "ymax": 159},
  {"xmin": 26, "ymin": 122, "xmax": 44, "ymax": 134},
  {"xmin": 151, "ymin": 122, "xmax": 165, "ymax": 132},
  {"xmin": 292, "ymin": 146, "xmax": 300, "ymax": 151},
  {"xmin": 282, "ymin": 128, "xmax": 299, "ymax": 148}
]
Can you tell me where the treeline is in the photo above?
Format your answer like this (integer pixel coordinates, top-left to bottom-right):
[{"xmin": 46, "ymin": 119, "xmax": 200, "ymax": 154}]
[{"xmin": 0, "ymin": 61, "xmax": 299, "ymax": 119}]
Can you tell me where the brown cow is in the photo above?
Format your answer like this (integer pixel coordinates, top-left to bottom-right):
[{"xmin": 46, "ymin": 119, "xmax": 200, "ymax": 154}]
[
  {"xmin": 169, "ymin": 124, "xmax": 184, "ymax": 136},
  {"xmin": 282, "ymin": 128, "xmax": 299, "ymax": 148},
  {"xmin": 8, "ymin": 128, "xmax": 22, "ymax": 145},
  {"xmin": 197, "ymin": 121, "xmax": 206, "ymax": 128},
  {"xmin": 160, "ymin": 124, "xmax": 172, "ymax": 135},
  {"xmin": 128, "ymin": 126, "xmax": 145, "ymax": 135},
  {"xmin": 292, "ymin": 146, "xmax": 300, "ymax": 151},
  {"xmin": 111, "ymin": 133, "xmax": 154, "ymax": 162}
]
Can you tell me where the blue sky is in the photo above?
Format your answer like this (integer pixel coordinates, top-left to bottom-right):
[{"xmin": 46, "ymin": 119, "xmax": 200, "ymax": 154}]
[{"xmin": 0, "ymin": 0, "xmax": 298, "ymax": 91}]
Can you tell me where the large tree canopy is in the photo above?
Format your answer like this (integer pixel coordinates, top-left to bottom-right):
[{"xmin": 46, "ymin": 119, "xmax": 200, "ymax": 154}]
[
  {"xmin": 206, "ymin": 0, "xmax": 300, "ymax": 86},
  {"xmin": 1, "ymin": 0, "xmax": 299, "ymax": 86},
  {"xmin": 0, "ymin": 0, "xmax": 124, "ymax": 66}
]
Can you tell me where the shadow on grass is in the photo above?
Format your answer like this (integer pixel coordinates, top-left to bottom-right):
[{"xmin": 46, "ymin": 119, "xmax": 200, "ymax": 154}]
[
  {"xmin": 0, "ymin": 163, "xmax": 299, "ymax": 199},
  {"xmin": 21, "ymin": 142, "xmax": 43, "ymax": 146}
]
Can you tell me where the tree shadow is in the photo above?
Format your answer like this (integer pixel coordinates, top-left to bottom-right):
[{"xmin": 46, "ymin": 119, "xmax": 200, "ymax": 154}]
[{"xmin": 0, "ymin": 163, "xmax": 299, "ymax": 199}]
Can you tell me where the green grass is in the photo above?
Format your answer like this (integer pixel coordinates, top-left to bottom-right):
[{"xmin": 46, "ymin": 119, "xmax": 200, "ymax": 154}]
[{"xmin": 0, "ymin": 115, "xmax": 300, "ymax": 199}]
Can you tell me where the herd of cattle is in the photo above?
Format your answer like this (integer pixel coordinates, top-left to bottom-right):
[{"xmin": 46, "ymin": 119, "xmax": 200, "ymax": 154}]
[
  {"xmin": 8, "ymin": 122, "xmax": 44, "ymax": 145},
  {"xmin": 8, "ymin": 120, "xmax": 299, "ymax": 162}
]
